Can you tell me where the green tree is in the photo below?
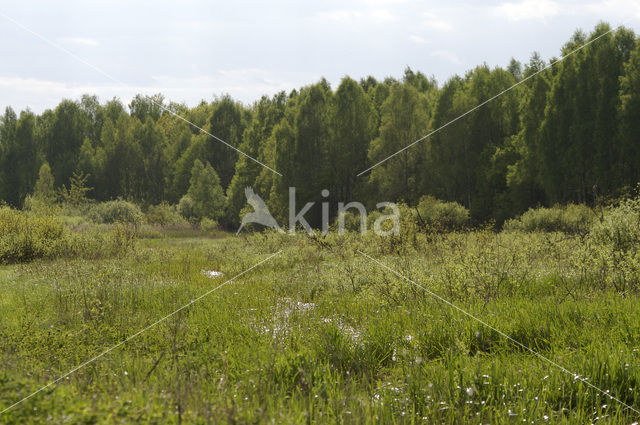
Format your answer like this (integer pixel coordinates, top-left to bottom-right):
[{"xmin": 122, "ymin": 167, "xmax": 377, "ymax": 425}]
[
  {"xmin": 59, "ymin": 171, "xmax": 92, "ymax": 207},
  {"xmin": 507, "ymin": 53, "xmax": 551, "ymax": 212},
  {"xmin": 184, "ymin": 159, "xmax": 225, "ymax": 221},
  {"xmin": 33, "ymin": 162, "xmax": 55, "ymax": 202},
  {"xmin": 270, "ymin": 110, "xmax": 298, "ymax": 223},
  {"xmin": 288, "ymin": 81, "xmax": 332, "ymax": 226},
  {"xmin": 0, "ymin": 110, "xmax": 40, "ymax": 206},
  {"xmin": 158, "ymin": 117, "xmax": 192, "ymax": 203},
  {"xmin": 134, "ymin": 118, "xmax": 168, "ymax": 204},
  {"xmin": 403, "ymin": 66, "xmax": 436, "ymax": 93},
  {"xmin": 329, "ymin": 77, "xmax": 376, "ymax": 202},
  {"xmin": 468, "ymin": 66, "xmax": 521, "ymax": 221},
  {"xmin": 368, "ymin": 83, "xmax": 429, "ymax": 204},
  {"xmin": 0, "ymin": 107, "xmax": 18, "ymax": 205},
  {"xmin": 129, "ymin": 93, "xmax": 164, "ymax": 123},
  {"xmin": 617, "ymin": 38, "xmax": 640, "ymax": 189},
  {"xmin": 539, "ymin": 25, "xmax": 634, "ymax": 204},
  {"xmin": 40, "ymin": 100, "xmax": 88, "ymax": 190},
  {"xmin": 170, "ymin": 135, "xmax": 207, "ymax": 202},
  {"xmin": 428, "ymin": 76, "xmax": 473, "ymax": 206},
  {"xmin": 205, "ymin": 96, "xmax": 246, "ymax": 189},
  {"xmin": 226, "ymin": 93, "xmax": 286, "ymax": 226}
]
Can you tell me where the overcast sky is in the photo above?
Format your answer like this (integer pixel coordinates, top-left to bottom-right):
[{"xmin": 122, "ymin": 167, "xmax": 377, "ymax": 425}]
[{"xmin": 1, "ymin": 0, "xmax": 639, "ymax": 113}]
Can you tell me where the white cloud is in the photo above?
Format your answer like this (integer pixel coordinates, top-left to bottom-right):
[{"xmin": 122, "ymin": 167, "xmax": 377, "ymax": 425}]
[
  {"xmin": 0, "ymin": 68, "xmax": 322, "ymax": 112},
  {"xmin": 369, "ymin": 8, "xmax": 395, "ymax": 22},
  {"xmin": 316, "ymin": 8, "xmax": 395, "ymax": 23},
  {"xmin": 0, "ymin": 76, "xmax": 111, "ymax": 96},
  {"xmin": 408, "ymin": 34, "xmax": 429, "ymax": 44},
  {"xmin": 430, "ymin": 49, "xmax": 461, "ymax": 64},
  {"xmin": 583, "ymin": 0, "xmax": 640, "ymax": 20},
  {"xmin": 357, "ymin": 0, "xmax": 409, "ymax": 5},
  {"xmin": 493, "ymin": 0, "xmax": 559, "ymax": 22},
  {"xmin": 0, "ymin": 76, "xmax": 127, "ymax": 112},
  {"xmin": 57, "ymin": 37, "xmax": 99, "ymax": 47},
  {"xmin": 422, "ymin": 12, "xmax": 453, "ymax": 32}
]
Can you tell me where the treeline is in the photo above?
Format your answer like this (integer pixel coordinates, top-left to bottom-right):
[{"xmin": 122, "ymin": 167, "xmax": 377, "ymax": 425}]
[{"xmin": 1, "ymin": 22, "xmax": 639, "ymax": 228}]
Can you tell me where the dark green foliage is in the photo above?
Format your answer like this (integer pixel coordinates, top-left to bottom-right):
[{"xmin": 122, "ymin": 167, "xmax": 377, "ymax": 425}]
[
  {"xmin": 205, "ymin": 95, "xmax": 246, "ymax": 189},
  {"xmin": 0, "ymin": 23, "xmax": 639, "ymax": 228},
  {"xmin": 368, "ymin": 83, "xmax": 430, "ymax": 204},
  {"xmin": 329, "ymin": 77, "xmax": 376, "ymax": 203},
  {"xmin": 226, "ymin": 93, "xmax": 286, "ymax": 226},
  {"xmin": 272, "ymin": 80, "xmax": 333, "ymax": 227},
  {"xmin": 128, "ymin": 93, "xmax": 165, "ymax": 123},
  {"xmin": 618, "ymin": 38, "xmax": 640, "ymax": 187},
  {"xmin": 183, "ymin": 159, "xmax": 225, "ymax": 221},
  {"xmin": 538, "ymin": 25, "xmax": 635, "ymax": 204}
]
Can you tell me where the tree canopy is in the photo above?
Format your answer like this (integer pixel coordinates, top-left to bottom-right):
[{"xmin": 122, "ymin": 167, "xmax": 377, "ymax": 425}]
[{"xmin": 1, "ymin": 23, "xmax": 639, "ymax": 228}]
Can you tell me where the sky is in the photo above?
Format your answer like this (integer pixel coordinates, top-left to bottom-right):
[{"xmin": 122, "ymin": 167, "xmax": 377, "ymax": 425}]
[{"xmin": 1, "ymin": 0, "xmax": 639, "ymax": 113}]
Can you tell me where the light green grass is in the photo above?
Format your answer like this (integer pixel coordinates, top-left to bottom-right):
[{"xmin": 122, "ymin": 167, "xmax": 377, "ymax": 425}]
[{"xmin": 0, "ymin": 230, "xmax": 638, "ymax": 424}]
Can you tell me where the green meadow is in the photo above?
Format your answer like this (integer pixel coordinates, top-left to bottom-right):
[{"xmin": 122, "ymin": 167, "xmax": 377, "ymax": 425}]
[{"xmin": 1, "ymin": 201, "xmax": 639, "ymax": 424}]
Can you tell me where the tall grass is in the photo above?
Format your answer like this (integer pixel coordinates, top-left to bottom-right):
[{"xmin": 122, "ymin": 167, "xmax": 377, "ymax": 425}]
[{"xmin": 1, "ymin": 201, "xmax": 640, "ymax": 423}]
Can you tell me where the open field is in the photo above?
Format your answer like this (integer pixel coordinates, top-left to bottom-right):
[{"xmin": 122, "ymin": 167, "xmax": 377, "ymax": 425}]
[
  {"xmin": 2, "ymin": 1, "xmax": 640, "ymax": 423},
  {"xmin": 1, "ymin": 226, "xmax": 639, "ymax": 424}
]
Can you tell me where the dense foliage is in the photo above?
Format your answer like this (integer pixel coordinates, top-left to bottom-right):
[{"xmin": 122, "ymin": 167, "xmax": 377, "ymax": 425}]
[{"xmin": 1, "ymin": 23, "xmax": 639, "ymax": 229}]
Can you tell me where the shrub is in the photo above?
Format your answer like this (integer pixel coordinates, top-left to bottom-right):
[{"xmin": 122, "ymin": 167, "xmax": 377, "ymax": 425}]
[
  {"xmin": 415, "ymin": 195, "xmax": 470, "ymax": 231},
  {"xmin": 88, "ymin": 200, "xmax": 143, "ymax": 225},
  {"xmin": 335, "ymin": 210, "xmax": 368, "ymax": 233},
  {"xmin": 200, "ymin": 217, "xmax": 219, "ymax": 232},
  {"xmin": 23, "ymin": 194, "xmax": 60, "ymax": 216},
  {"xmin": 33, "ymin": 162, "xmax": 56, "ymax": 202},
  {"xmin": 0, "ymin": 207, "xmax": 137, "ymax": 264},
  {"xmin": 145, "ymin": 203, "xmax": 188, "ymax": 226},
  {"xmin": 60, "ymin": 214, "xmax": 92, "ymax": 228},
  {"xmin": 503, "ymin": 204, "xmax": 594, "ymax": 234},
  {"xmin": 178, "ymin": 195, "xmax": 196, "ymax": 222},
  {"xmin": 58, "ymin": 171, "xmax": 92, "ymax": 207},
  {"xmin": 590, "ymin": 196, "xmax": 640, "ymax": 253},
  {"xmin": 186, "ymin": 160, "xmax": 225, "ymax": 220},
  {"xmin": 0, "ymin": 207, "xmax": 67, "ymax": 263}
]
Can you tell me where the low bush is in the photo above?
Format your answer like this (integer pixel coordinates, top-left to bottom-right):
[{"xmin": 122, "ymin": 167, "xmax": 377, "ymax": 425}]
[
  {"xmin": 22, "ymin": 194, "xmax": 60, "ymax": 216},
  {"xmin": 0, "ymin": 207, "xmax": 67, "ymax": 263},
  {"xmin": 0, "ymin": 207, "xmax": 138, "ymax": 264},
  {"xmin": 145, "ymin": 202, "xmax": 188, "ymax": 226},
  {"xmin": 89, "ymin": 200, "xmax": 143, "ymax": 225},
  {"xmin": 336, "ymin": 210, "xmax": 368, "ymax": 233},
  {"xmin": 503, "ymin": 204, "xmax": 594, "ymax": 234},
  {"xmin": 59, "ymin": 214, "xmax": 92, "ymax": 228},
  {"xmin": 200, "ymin": 217, "xmax": 219, "ymax": 233},
  {"xmin": 590, "ymin": 195, "xmax": 640, "ymax": 253},
  {"xmin": 415, "ymin": 196, "xmax": 470, "ymax": 231},
  {"xmin": 178, "ymin": 195, "xmax": 196, "ymax": 222}
]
